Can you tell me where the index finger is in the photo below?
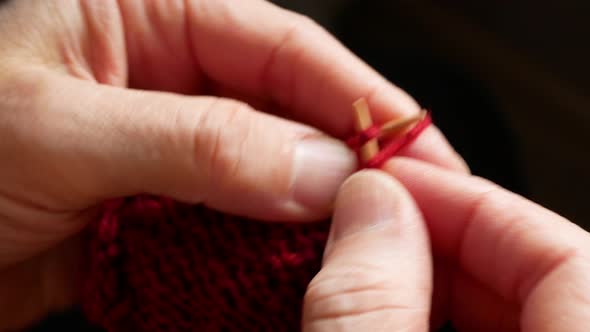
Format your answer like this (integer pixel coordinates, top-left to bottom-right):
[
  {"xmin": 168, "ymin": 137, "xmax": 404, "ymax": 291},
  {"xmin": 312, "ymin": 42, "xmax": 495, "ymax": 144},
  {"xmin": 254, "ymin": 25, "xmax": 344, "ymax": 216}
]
[
  {"xmin": 186, "ymin": 0, "xmax": 467, "ymax": 172},
  {"xmin": 383, "ymin": 158, "xmax": 590, "ymax": 308}
]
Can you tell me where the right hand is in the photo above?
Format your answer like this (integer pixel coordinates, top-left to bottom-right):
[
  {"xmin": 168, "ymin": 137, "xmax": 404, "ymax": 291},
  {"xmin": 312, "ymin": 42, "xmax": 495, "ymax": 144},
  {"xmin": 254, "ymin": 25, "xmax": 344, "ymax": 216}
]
[{"xmin": 303, "ymin": 157, "xmax": 590, "ymax": 332}]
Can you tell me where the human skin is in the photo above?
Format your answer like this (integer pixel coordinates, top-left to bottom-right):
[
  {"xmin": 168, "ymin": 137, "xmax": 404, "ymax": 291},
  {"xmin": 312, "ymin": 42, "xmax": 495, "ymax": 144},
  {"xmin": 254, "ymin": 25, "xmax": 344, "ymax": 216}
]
[
  {"xmin": 0, "ymin": 0, "xmax": 466, "ymax": 329},
  {"xmin": 302, "ymin": 158, "xmax": 590, "ymax": 332}
]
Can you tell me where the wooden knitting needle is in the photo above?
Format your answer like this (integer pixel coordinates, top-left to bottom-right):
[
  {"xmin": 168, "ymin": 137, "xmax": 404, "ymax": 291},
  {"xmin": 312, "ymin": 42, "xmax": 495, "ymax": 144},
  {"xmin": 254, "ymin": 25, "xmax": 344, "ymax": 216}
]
[
  {"xmin": 352, "ymin": 98, "xmax": 379, "ymax": 163},
  {"xmin": 379, "ymin": 110, "xmax": 427, "ymax": 139}
]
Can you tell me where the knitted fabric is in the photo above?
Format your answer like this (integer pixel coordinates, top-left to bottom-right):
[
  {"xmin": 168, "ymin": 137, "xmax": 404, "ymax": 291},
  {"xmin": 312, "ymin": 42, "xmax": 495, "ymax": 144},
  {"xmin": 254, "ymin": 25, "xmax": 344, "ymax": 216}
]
[{"xmin": 82, "ymin": 196, "xmax": 329, "ymax": 331}]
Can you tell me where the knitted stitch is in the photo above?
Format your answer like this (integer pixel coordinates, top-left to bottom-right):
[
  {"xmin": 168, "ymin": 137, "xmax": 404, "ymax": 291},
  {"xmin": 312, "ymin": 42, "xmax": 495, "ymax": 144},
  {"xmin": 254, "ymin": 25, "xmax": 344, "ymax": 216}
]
[{"xmin": 82, "ymin": 196, "xmax": 329, "ymax": 331}]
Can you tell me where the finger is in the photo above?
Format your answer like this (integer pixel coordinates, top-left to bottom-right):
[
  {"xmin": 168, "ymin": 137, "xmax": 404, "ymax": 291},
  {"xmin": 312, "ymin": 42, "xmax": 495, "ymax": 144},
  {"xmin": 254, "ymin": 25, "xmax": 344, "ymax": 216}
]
[
  {"xmin": 4, "ymin": 70, "xmax": 356, "ymax": 221},
  {"xmin": 384, "ymin": 158, "xmax": 590, "ymax": 331},
  {"xmin": 184, "ymin": 0, "xmax": 468, "ymax": 172},
  {"xmin": 303, "ymin": 170, "xmax": 431, "ymax": 332}
]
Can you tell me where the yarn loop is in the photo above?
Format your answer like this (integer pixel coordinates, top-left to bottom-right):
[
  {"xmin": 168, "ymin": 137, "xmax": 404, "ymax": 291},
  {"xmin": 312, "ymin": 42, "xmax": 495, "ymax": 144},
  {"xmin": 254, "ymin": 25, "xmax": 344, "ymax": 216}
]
[{"xmin": 346, "ymin": 112, "xmax": 432, "ymax": 168}]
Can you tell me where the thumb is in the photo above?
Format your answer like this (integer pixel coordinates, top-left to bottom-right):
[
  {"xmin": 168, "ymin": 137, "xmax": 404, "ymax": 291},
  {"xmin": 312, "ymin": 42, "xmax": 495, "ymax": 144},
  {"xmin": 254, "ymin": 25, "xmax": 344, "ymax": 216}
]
[
  {"xmin": 302, "ymin": 170, "xmax": 432, "ymax": 332},
  {"xmin": 10, "ymin": 70, "xmax": 356, "ymax": 221}
]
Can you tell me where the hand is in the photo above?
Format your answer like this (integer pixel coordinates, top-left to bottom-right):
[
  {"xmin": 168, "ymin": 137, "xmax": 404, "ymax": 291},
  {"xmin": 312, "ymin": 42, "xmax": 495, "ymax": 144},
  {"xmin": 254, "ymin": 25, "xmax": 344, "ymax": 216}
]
[
  {"xmin": 303, "ymin": 158, "xmax": 590, "ymax": 332},
  {"xmin": 0, "ymin": 0, "xmax": 467, "ymax": 328}
]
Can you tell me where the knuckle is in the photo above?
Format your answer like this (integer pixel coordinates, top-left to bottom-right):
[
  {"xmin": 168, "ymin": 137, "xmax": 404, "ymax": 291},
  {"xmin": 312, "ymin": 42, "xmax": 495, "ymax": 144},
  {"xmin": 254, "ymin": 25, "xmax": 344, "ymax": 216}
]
[
  {"xmin": 290, "ymin": 12, "xmax": 321, "ymax": 33},
  {"xmin": 0, "ymin": 68, "xmax": 56, "ymax": 146},
  {"xmin": 191, "ymin": 0, "xmax": 249, "ymax": 32},
  {"xmin": 194, "ymin": 98, "xmax": 254, "ymax": 192},
  {"xmin": 0, "ymin": 68, "xmax": 51, "ymax": 112},
  {"xmin": 468, "ymin": 182, "xmax": 520, "ymax": 224},
  {"xmin": 287, "ymin": 13, "xmax": 327, "ymax": 46},
  {"xmin": 304, "ymin": 264, "xmax": 412, "ymax": 322}
]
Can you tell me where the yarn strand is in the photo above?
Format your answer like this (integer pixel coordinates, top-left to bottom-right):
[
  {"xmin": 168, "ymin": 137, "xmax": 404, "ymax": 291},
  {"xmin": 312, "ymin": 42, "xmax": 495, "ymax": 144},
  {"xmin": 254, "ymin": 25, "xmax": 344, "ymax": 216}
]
[{"xmin": 347, "ymin": 112, "xmax": 432, "ymax": 168}]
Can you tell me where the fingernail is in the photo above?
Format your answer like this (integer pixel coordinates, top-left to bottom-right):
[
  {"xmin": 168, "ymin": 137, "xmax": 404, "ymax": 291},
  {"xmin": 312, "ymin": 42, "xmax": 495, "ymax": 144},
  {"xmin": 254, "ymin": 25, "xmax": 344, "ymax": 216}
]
[
  {"xmin": 331, "ymin": 171, "xmax": 403, "ymax": 240},
  {"xmin": 293, "ymin": 137, "xmax": 357, "ymax": 212}
]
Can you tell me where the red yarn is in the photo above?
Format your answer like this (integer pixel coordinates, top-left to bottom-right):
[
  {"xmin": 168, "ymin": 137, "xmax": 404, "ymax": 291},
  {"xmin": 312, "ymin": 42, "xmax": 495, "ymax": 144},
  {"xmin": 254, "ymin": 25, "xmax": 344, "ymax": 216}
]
[
  {"xmin": 345, "ymin": 125, "xmax": 381, "ymax": 148},
  {"xmin": 82, "ymin": 196, "xmax": 328, "ymax": 331},
  {"xmin": 347, "ymin": 112, "xmax": 432, "ymax": 168}
]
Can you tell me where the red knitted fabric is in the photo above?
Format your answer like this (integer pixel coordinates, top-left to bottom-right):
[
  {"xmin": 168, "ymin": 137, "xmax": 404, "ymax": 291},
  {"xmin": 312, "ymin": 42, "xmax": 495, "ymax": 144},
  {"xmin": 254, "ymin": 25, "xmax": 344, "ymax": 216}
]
[{"xmin": 82, "ymin": 196, "xmax": 329, "ymax": 331}]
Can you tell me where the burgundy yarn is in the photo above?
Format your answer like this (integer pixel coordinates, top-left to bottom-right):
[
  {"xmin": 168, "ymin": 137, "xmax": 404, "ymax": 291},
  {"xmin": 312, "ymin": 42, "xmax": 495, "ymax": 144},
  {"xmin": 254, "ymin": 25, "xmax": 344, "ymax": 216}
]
[
  {"xmin": 82, "ymin": 197, "xmax": 329, "ymax": 331},
  {"xmin": 81, "ymin": 114, "xmax": 431, "ymax": 331},
  {"xmin": 347, "ymin": 112, "xmax": 432, "ymax": 168},
  {"xmin": 345, "ymin": 125, "xmax": 381, "ymax": 148}
]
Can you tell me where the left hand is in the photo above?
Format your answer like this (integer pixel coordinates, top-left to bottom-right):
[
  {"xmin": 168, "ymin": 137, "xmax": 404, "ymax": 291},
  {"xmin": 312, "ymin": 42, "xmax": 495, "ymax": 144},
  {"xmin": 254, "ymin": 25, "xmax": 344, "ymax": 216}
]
[{"xmin": 0, "ymin": 0, "xmax": 466, "ymax": 328}]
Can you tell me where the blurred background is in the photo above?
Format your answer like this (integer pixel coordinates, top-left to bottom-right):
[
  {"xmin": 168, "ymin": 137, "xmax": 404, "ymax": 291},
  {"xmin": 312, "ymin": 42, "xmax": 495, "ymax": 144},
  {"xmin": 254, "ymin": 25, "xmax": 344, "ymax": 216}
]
[{"xmin": 31, "ymin": 0, "xmax": 590, "ymax": 331}]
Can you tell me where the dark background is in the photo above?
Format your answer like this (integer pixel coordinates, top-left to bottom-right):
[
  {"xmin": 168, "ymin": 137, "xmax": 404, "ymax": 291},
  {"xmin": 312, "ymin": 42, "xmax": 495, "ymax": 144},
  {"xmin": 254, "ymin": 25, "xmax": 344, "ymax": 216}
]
[{"xmin": 30, "ymin": 0, "xmax": 590, "ymax": 331}]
